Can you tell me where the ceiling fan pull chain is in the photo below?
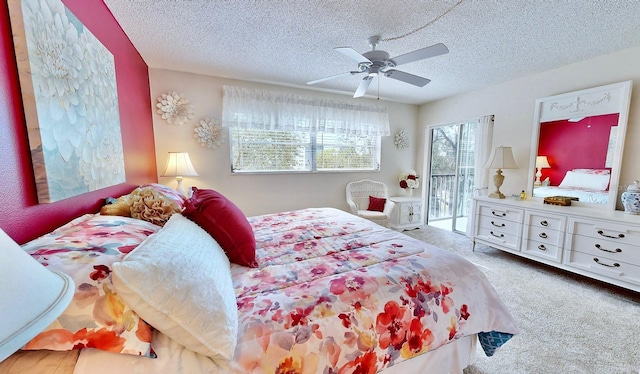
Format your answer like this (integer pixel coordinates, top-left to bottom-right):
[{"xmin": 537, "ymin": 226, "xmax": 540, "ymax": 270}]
[{"xmin": 382, "ymin": 0, "xmax": 464, "ymax": 42}]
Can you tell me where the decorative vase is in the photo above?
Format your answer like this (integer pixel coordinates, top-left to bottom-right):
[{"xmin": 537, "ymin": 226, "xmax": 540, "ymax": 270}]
[
  {"xmin": 621, "ymin": 180, "xmax": 640, "ymax": 214},
  {"xmin": 405, "ymin": 188, "xmax": 413, "ymax": 197}
]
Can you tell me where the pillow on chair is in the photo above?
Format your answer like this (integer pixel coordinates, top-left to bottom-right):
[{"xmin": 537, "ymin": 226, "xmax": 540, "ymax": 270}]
[{"xmin": 367, "ymin": 196, "xmax": 386, "ymax": 212}]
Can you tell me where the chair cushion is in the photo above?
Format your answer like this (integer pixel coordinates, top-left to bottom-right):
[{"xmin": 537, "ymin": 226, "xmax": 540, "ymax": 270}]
[
  {"xmin": 367, "ymin": 196, "xmax": 386, "ymax": 212},
  {"xmin": 357, "ymin": 210, "xmax": 387, "ymax": 220}
]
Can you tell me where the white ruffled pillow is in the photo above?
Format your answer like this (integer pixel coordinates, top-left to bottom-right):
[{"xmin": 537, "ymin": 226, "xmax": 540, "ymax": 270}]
[
  {"xmin": 559, "ymin": 170, "xmax": 611, "ymax": 191},
  {"xmin": 112, "ymin": 214, "xmax": 238, "ymax": 360}
]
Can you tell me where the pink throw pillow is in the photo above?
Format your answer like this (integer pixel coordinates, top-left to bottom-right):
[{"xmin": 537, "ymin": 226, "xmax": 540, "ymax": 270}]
[
  {"xmin": 182, "ymin": 187, "xmax": 258, "ymax": 268},
  {"xmin": 368, "ymin": 196, "xmax": 386, "ymax": 212}
]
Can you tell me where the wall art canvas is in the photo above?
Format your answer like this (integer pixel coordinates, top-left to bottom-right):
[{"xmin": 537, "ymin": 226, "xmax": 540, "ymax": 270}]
[{"xmin": 8, "ymin": 0, "xmax": 125, "ymax": 203}]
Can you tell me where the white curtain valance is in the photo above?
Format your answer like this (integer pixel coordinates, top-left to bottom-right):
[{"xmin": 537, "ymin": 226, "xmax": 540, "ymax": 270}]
[{"xmin": 221, "ymin": 86, "xmax": 390, "ymax": 137}]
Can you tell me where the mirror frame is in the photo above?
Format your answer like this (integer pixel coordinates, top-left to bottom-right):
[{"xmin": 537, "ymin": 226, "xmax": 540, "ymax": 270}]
[{"xmin": 527, "ymin": 80, "xmax": 633, "ymax": 210}]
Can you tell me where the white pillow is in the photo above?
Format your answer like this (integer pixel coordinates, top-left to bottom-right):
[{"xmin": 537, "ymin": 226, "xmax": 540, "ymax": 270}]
[
  {"xmin": 559, "ymin": 170, "xmax": 610, "ymax": 191},
  {"xmin": 112, "ymin": 214, "xmax": 238, "ymax": 360}
]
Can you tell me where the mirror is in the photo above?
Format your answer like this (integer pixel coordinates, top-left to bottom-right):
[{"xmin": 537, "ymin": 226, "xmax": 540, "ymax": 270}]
[{"xmin": 527, "ymin": 81, "xmax": 632, "ymax": 210}]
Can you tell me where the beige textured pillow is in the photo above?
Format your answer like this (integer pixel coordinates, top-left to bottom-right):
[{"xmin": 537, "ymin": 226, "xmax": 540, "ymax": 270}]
[{"xmin": 128, "ymin": 187, "xmax": 181, "ymax": 226}]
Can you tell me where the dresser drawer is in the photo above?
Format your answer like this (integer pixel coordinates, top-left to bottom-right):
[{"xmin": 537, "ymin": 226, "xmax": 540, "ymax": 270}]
[
  {"xmin": 523, "ymin": 239, "xmax": 562, "ymax": 262},
  {"xmin": 526, "ymin": 225, "xmax": 564, "ymax": 247},
  {"xmin": 475, "ymin": 226, "xmax": 521, "ymax": 251},
  {"xmin": 570, "ymin": 219, "xmax": 640, "ymax": 245},
  {"xmin": 477, "ymin": 204, "xmax": 523, "ymax": 223},
  {"xmin": 477, "ymin": 214, "xmax": 522, "ymax": 237},
  {"xmin": 526, "ymin": 212, "xmax": 566, "ymax": 231},
  {"xmin": 570, "ymin": 235, "xmax": 640, "ymax": 264},
  {"xmin": 564, "ymin": 250, "xmax": 640, "ymax": 286}
]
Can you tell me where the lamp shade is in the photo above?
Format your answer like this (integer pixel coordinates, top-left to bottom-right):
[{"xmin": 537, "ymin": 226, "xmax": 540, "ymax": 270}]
[
  {"xmin": 536, "ymin": 155, "xmax": 550, "ymax": 168},
  {"xmin": 484, "ymin": 146, "xmax": 518, "ymax": 169},
  {"xmin": 0, "ymin": 229, "xmax": 74, "ymax": 362},
  {"xmin": 161, "ymin": 152, "xmax": 199, "ymax": 177}
]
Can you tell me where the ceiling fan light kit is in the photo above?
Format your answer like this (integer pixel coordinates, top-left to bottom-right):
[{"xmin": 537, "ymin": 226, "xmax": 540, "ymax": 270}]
[{"xmin": 307, "ymin": 35, "xmax": 449, "ymax": 98}]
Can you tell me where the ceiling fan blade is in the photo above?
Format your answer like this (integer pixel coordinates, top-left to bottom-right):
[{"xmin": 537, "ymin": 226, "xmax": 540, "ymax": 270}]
[
  {"xmin": 307, "ymin": 71, "xmax": 361, "ymax": 85},
  {"xmin": 353, "ymin": 75, "xmax": 374, "ymax": 98},
  {"xmin": 390, "ymin": 43, "xmax": 449, "ymax": 66},
  {"xmin": 335, "ymin": 47, "xmax": 371, "ymax": 64},
  {"xmin": 384, "ymin": 70, "xmax": 431, "ymax": 87}
]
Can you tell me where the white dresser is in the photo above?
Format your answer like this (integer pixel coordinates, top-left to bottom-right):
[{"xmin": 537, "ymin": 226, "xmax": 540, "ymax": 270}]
[
  {"xmin": 472, "ymin": 196, "xmax": 640, "ymax": 292},
  {"xmin": 389, "ymin": 196, "xmax": 423, "ymax": 231}
]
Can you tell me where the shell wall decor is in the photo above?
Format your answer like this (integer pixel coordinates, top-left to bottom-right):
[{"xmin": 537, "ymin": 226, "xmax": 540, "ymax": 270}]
[
  {"xmin": 394, "ymin": 129, "xmax": 409, "ymax": 149},
  {"xmin": 194, "ymin": 118, "xmax": 226, "ymax": 149},
  {"xmin": 156, "ymin": 92, "xmax": 194, "ymax": 126}
]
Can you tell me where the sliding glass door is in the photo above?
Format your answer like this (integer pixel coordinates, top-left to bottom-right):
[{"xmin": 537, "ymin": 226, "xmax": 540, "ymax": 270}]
[{"xmin": 427, "ymin": 122, "xmax": 476, "ymax": 233}]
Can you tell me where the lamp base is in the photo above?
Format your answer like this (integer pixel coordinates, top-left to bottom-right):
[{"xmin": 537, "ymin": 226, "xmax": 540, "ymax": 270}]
[
  {"xmin": 489, "ymin": 169, "xmax": 506, "ymax": 199},
  {"xmin": 488, "ymin": 191, "xmax": 506, "ymax": 199},
  {"xmin": 175, "ymin": 177, "xmax": 186, "ymax": 197}
]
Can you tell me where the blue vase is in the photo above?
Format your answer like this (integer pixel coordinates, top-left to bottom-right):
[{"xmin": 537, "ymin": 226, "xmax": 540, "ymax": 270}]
[{"xmin": 621, "ymin": 180, "xmax": 640, "ymax": 214}]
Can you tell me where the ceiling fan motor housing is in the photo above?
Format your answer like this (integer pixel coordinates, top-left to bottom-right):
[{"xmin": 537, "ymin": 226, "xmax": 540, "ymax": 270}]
[{"xmin": 362, "ymin": 50, "xmax": 395, "ymax": 68}]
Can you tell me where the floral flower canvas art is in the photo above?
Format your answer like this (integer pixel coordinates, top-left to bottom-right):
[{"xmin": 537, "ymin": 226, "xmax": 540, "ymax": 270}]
[{"xmin": 8, "ymin": 0, "xmax": 125, "ymax": 203}]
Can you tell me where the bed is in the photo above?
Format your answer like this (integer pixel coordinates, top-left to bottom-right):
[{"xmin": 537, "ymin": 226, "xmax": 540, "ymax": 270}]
[
  {"xmin": 2, "ymin": 185, "xmax": 519, "ymax": 373},
  {"xmin": 533, "ymin": 168, "xmax": 611, "ymax": 204}
]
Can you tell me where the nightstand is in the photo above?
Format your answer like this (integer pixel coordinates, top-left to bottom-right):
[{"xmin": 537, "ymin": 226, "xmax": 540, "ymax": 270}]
[{"xmin": 389, "ymin": 196, "xmax": 423, "ymax": 231}]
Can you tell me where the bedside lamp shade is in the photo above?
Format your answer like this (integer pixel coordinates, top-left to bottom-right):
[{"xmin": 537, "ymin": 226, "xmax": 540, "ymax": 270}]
[
  {"xmin": 0, "ymin": 229, "xmax": 74, "ymax": 362},
  {"xmin": 534, "ymin": 156, "xmax": 551, "ymax": 186},
  {"xmin": 161, "ymin": 152, "xmax": 199, "ymax": 196},
  {"xmin": 484, "ymin": 146, "xmax": 518, "ymax": 199}
]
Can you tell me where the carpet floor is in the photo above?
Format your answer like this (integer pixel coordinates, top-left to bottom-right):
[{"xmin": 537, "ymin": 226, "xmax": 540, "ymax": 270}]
[{"xmin": 402, "ymin": 225, "xmax": 640, "ymax": 374}]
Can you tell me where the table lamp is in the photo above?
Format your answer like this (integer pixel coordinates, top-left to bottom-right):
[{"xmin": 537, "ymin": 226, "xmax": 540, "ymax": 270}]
[
  {"xmin": 161, "ymin": 152, "xmax": 199, "ymax": 196},
  {"xmin": 0, "ymin": 229, "xmax": 74, "ymax": 362},
  {"xmin": 534, "ymin": 156, "xmax": 550, "ymax": 186},
  {"xmin": 484, "ymin": 146, "xmax": 518, "ymax": 199}
]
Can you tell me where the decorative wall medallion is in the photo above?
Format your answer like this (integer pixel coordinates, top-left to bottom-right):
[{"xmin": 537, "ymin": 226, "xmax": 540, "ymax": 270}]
[
  {"xmin": 194, "ymin": 118, "xmax": 225, "ymax": 149},
  {"xmin": 156, "ymin": 92, "xmax": 194, "ymax": 125},
  {"xmin": 394, "ymin": 129, "xmax": 409, "ymax": 149}
]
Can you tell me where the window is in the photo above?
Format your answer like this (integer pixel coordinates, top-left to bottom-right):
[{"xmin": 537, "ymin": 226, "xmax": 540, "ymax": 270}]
[
  {"xmin": 223, "ymin": 86, "xmax": 388, "ymax": 174},
  {"xmin": 230, "ymin": 128, "xmax": 380, "ymax": 173}
]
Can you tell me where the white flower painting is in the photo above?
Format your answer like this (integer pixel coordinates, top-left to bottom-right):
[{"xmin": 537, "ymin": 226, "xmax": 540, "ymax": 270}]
[{"xmin": 9, "ymin": 0, "xmax": 125, "ymax": 203}]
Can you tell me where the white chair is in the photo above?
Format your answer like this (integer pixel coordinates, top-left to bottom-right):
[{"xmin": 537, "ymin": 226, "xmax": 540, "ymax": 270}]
[{"xmin": 345, "ymin": 179, "xmax": 396, "ymax": 227}]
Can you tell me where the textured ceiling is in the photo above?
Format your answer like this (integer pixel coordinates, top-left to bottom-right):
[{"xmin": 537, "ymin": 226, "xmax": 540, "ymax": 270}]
[{"xmin": 103, "ymin": 0, "xmax": 640, "ymax": 105}]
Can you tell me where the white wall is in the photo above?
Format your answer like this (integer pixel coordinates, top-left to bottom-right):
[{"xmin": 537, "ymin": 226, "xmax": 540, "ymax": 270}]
[
  {"xmin": 149, "ymin": 69, "xmax": 420, "ymax": 216},
  {"xmin": 418, "ymin": 46, "xmax": 640, "ymax": 208}
]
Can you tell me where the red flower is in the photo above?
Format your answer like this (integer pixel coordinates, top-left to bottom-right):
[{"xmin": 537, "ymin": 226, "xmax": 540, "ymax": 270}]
[
  {"xmin": 376, "ymin": 301, "xmax": 410, "ymax": 350},
  {"xmin": 401, "ymin": 318, "xmax": 434, "ymax": 357},
  {"xmin": 460, "ymin": 304, "xmax": 470, "ymax": 320},
  {"xmin": 89, "ymin": 265, "xmax": 111, "ymax": 281},
  {"xmin": 399, "ymin": 180, "xmax": 408, "ymax": 189},
  {"xmin": 338, "ymin": 351, "xmax": 378, "ymax": 374}
]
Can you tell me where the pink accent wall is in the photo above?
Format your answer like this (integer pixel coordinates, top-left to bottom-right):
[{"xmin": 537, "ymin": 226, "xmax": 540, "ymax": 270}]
[
  {"xmin": 537, "ymin": 113, "xmax": 618, "ymax": 185},
  {"xmin": 0, "ymin": 0, "xmax": 157, "ymax": 244}
]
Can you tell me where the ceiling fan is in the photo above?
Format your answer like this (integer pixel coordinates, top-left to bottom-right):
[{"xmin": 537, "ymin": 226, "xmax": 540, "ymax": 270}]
[{"xmin": 307, "ymin": 35, "xmax": 449, "ymax": 98}]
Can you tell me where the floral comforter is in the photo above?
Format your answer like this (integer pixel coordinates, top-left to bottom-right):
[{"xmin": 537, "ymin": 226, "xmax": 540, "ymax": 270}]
[{"xmin": 229, "ymin": 208, "xmax": 519, "ymax": 373}]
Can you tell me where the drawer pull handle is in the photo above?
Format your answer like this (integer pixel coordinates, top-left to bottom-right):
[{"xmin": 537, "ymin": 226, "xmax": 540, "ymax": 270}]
[
  {"xmin": 491, "ymin": 221, "xmax": 505, "ymax": 227},
  {"xmin": 540, "ymin": 220, "xmax": 549, "ymax": 226},
  {"xmin": 595, "ymin": 244, "xmax": 622, "ymax": 254},
  {"xmin": 491, "ymin": 211, "xmax": 506, "ymax": 217},
  {"xmin": 597, "ymin": 230, "xmax": 625, "ymax": 239},
  {"xmin": 538, "ymin": 244, "xmax": 547, "ymax": 251},
  {"xmin": 538, "ymin": 232, "xmax": 548, "ymax": 239},
  {"xmin": 490, "ymin": 231, "xmax": 504, "ymax": 238},
  {"xmin": 593, "ymin": 258, "xmax": 620, "ymax": 268}
]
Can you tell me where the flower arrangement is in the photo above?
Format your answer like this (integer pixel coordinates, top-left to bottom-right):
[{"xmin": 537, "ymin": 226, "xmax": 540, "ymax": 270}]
[{"xmin": 399, "ymin": 170, "xmax": 420, "ymax": 189}]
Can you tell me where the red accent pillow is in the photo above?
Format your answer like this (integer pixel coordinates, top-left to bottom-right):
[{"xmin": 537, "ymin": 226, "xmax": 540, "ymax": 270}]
[
  {"xmin": 182, "ymin": 187, "xmax": 258, "ymax": 267},
  {"xmin": 367, "ymin": 196, "xmax": 386, "ymax": 212}
]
